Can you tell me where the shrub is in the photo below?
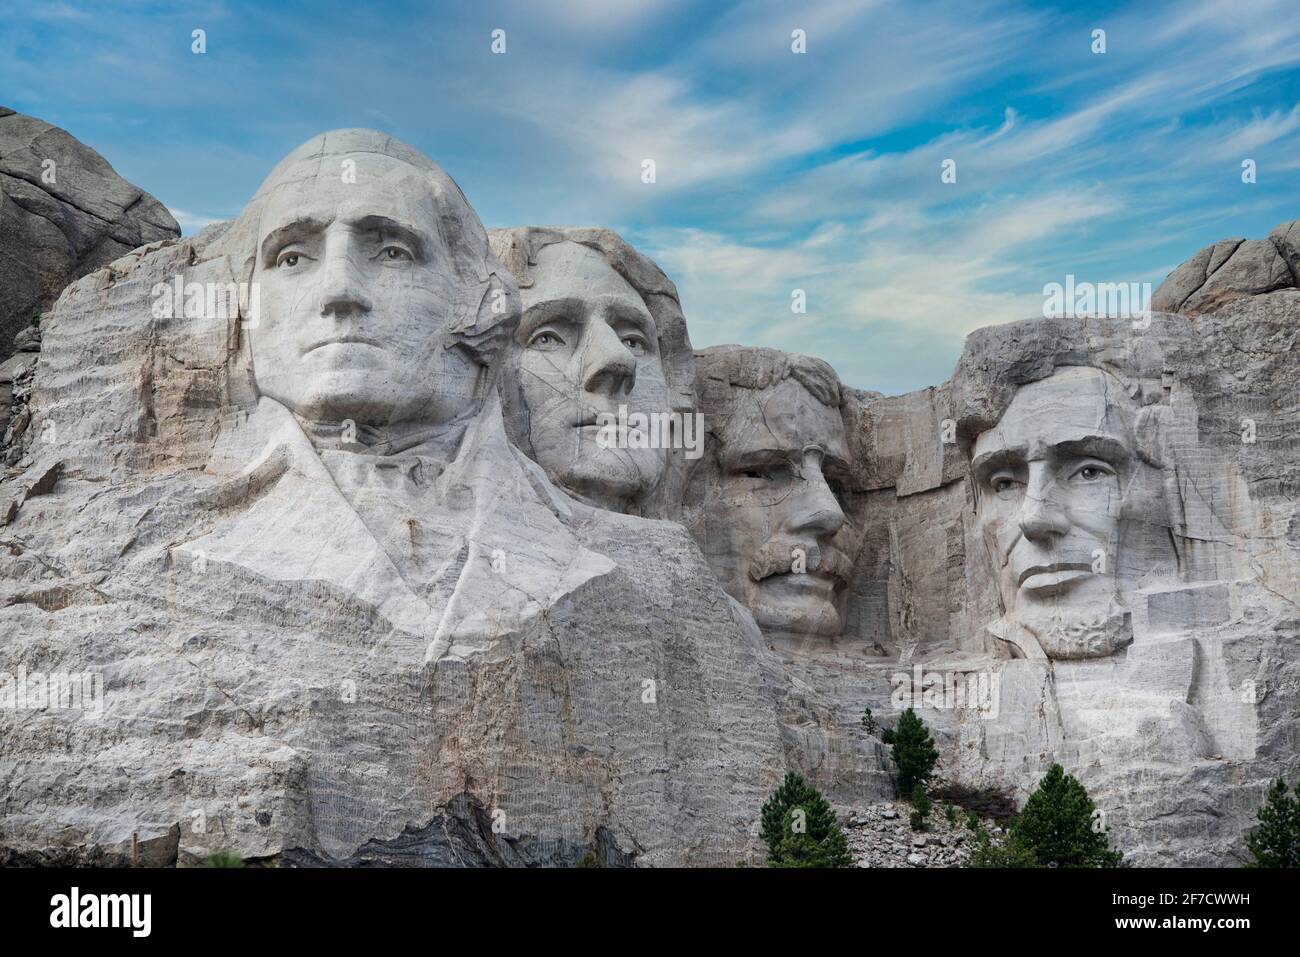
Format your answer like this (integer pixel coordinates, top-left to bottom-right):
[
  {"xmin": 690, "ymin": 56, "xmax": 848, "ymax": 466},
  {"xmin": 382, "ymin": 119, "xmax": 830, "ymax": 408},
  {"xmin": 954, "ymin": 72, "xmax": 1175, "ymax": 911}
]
[
  {"xmin": 576, "ymin": 851, "xmax": 604, "ymax": 868},
  {"xmin": 929, "ymin": 780, "xmax": 1019, "ymax": 821},
  {"xmin": 1246, "ymin": 778, "xmax": 1300, "ymax": 868},
  {"xmin": 880, "ymin": 727, "xmax": 895, "ymax": 745},
  {"xmin": 909, "ymin": 810, "xmax": 926, "ymax": 832},
  {"xmin": 891, "ymin": 708, "xmax": 938, "ymax": 795},
  {"xmin": 760, "ymin": 772, "xmax": 853, "ymax": 868},
  {"xmin": 944, "ymin": 803, "xmax": 958, "ymax": 825},
  {"xmin": 965, "ymin": 810, "xmax": 981, "ymax": 831},
  {"xmin": 967, "ymin": 824, "xmax": 1039, "ymax": 868},
  {"xmin": 203, "ymin": 850, "xmax": 244, "ymax": 868}
]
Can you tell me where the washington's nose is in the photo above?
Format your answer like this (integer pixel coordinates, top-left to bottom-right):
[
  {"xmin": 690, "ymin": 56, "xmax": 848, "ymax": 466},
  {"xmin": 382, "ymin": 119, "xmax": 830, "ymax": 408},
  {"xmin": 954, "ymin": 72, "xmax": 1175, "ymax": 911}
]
[
  {"xmin": 1018, "ymin": 465, "xmax": 1070, "ymax": 542},
  {"xmin": 787, "ymin": 454, "xmax": 846, "ymax": 539},
  {"xmin": 318, "ymin": 247, "xmax": 372, "ymax": 318},
  {"xmin": 580, "ymin": 320, "xmax": 636, "ymax": 396}
]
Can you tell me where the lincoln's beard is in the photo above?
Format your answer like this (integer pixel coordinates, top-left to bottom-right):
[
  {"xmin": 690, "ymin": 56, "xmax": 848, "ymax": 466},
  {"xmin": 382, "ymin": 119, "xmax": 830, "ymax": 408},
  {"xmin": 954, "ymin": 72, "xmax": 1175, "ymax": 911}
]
[{"xmin": 1018, "ymin": 599, "xmax": 1133, "ymax": 660}]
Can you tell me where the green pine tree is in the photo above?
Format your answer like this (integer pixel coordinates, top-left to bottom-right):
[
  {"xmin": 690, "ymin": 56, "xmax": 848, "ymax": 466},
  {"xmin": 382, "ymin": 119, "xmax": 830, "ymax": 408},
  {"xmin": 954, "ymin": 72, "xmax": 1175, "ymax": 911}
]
[
  {"xmin": 1011, "ymin": 763, "xmax": 1121, "ymax": 867},
  {"xmin": 760, "ymin": 772, "xmax": 853, "ymax": 868},
  {"xmin": 1246, "ymin": 778, "xmax": 1300, "ymax": 868},
  {"xmin": 891, "ymin": 708, "xmax": 938, "ymax": 795}
]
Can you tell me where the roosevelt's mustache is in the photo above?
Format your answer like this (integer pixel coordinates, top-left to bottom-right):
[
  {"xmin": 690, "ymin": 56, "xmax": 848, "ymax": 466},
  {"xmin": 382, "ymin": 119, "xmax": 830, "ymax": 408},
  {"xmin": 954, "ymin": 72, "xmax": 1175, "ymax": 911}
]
[{"xmin": 748, "ymin": 539, "xmax": 853, "ymax": 584}]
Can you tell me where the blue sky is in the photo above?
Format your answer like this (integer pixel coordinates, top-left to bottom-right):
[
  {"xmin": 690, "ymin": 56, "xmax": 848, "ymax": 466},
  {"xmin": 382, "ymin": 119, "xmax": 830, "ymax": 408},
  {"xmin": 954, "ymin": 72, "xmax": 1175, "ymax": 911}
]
[{"xmin": 4, "ymin": 0, "xmax": 1300, "ymax": 394}]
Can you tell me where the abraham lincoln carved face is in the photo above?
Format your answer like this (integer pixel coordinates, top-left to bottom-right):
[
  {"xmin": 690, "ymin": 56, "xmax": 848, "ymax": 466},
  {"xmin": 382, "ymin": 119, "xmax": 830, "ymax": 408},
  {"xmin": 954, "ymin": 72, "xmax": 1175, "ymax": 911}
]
[{"xmin": 972, "ymin": 366, "xmax": 1176, "ymax": 659}]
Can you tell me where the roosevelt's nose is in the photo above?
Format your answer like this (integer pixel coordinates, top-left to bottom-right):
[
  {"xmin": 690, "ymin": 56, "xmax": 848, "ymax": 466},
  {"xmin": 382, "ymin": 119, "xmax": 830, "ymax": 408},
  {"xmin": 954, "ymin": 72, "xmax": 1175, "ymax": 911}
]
[
  {"xmin": 580, "ymin": 318, "xmax": 636, "ymax": 397},
  {"xmin": 1018, "ymin": 463, "xmax": 1070, "ymax": 542},
  {"xmin": 318, "ymin": 236, "xmax": 372, "ymax": 319},
  {"xmin": 786, "ymin": 451, "xmax": 846, "ymax": 539}
]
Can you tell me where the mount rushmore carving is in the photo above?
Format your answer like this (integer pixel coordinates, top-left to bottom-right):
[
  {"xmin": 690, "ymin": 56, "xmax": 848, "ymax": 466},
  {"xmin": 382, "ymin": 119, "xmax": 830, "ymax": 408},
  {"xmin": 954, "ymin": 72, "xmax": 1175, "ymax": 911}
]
[{"xmin": 0, "ymin": 126, "xmax": 1296, "ymax": 866}]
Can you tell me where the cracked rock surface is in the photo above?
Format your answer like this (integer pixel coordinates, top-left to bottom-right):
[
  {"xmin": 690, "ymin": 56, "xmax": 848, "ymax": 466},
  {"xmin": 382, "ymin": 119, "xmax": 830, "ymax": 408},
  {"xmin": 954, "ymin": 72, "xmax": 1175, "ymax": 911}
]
[{"xmin": 0, "ymin": 107, "xmax": 178, "ymax": 359}]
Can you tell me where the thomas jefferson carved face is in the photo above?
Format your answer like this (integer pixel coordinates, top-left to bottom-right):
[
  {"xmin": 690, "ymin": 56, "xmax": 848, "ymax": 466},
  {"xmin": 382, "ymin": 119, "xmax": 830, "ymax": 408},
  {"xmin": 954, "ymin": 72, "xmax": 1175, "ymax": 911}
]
[
  {"xmin": 694, "ymin": 375, "xmax": 854, "ymax": 639},
  {"xmin": 512, "ymin": 241, "xmax": 671, "ymax": 508},
  {"xmin": 249, "ymin": 154, "xmax": 483, "ymax": 428},
  {"xmin": 972, "ymin": 366, "xmax": 1169, "ymax": 658}
]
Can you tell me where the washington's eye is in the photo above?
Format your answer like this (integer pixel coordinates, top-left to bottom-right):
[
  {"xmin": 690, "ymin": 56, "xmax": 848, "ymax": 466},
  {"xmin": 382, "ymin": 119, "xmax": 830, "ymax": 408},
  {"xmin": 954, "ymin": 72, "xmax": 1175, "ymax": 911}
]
[
  {"xmin": 528, "ymin": 330, "xmax": 565, "ymax": 349},
  {"xmin": 276, "ymin": 251, "xmax": 302, "ymax": 268}
]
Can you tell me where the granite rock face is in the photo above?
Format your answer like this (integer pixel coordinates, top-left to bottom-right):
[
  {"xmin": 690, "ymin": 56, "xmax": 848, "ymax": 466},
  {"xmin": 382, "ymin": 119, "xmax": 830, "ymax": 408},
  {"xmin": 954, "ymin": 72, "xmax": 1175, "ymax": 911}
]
[
  {"xmin": 807, "ymin": 304, "xmax": 1300, "ymax": 866},
  {"xmin": 0, "ymin": 130, "xmax": 809, "ymax": 868},
  {"xmin": 0, "ymin": 107, "xmax": 179, "ymax": 359},
  {"xmin": 1, "ymin": 122, "xmax": 1296, "ymax": 868}
]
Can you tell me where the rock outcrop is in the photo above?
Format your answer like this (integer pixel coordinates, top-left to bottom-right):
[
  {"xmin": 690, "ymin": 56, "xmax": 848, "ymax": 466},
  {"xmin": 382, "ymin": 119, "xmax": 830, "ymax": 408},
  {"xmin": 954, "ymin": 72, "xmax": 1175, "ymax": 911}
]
[
  {"xmin": 1, "ymin": 122, "xmax": 1295, "ymax": 868},
  {"xmin": 1151, "ymin": 219, "xmax": 1300, "ymax": 317},
  {"xmin": 0, "ymin": 107, "xmax": 179, "ymax": 359}
]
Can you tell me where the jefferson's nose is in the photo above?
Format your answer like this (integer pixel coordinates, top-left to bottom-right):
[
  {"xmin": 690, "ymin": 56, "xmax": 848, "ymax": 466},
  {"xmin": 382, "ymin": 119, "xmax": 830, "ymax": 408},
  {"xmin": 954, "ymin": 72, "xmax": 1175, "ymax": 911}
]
[
  {"xmin": 580, "ymin": 319, "xmax": 636, "ymax": 396},
  {"xmin": 786, "ymin": 452, "xmax": 846, "ymax": 539},
  {"xmin": 318, "ymin": 241, "xmax": 372, "ymax": 318},
  {"xmin": 1018, "ymin": 463, "xmax": 1070, "ymax": 542}
]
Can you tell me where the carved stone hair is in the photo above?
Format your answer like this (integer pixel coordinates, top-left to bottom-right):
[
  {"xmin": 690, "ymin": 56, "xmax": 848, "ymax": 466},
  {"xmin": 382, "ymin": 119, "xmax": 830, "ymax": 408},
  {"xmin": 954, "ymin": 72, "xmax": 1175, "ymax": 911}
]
[{"xmin": 692, "ymin": 344, "xmax": 844, "ymax": 413}]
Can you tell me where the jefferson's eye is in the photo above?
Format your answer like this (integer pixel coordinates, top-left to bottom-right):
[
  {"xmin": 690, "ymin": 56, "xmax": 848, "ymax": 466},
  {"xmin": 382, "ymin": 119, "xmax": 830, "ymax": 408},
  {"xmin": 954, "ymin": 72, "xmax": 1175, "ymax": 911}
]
[
  {"xmin": 379, "ymin": 246, "xmax": 412, "ymax": 262},
  {"xmin": 1071, "ymin": 464, "xmax": 1112, "ymax": 482}
]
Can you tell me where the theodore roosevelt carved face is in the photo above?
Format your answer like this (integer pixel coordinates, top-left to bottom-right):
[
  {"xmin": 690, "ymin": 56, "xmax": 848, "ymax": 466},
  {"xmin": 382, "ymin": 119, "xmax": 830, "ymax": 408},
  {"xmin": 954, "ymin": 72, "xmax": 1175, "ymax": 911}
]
[{"xmin": 688, "ymin": 348, "xmax": 856, "ymax": 640}]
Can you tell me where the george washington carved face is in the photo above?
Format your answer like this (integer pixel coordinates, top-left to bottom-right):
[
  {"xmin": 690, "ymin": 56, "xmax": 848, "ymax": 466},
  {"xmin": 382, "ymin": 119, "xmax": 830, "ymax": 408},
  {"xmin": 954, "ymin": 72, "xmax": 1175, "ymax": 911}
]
[{"xmin": 247, "ymin": 145, "xmax": 499, "ymax": 432}]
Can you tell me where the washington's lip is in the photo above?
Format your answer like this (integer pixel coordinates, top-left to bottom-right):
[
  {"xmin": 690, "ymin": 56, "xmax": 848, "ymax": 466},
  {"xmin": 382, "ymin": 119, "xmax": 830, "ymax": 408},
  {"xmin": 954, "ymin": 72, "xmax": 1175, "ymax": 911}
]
[
  {"xmin": 305, "ymin": 335, "xmax": 382, "ymax": 353},
  {"xmin": 1017, "ymin": 562, "xmax": 1093, "ymax": 587}
]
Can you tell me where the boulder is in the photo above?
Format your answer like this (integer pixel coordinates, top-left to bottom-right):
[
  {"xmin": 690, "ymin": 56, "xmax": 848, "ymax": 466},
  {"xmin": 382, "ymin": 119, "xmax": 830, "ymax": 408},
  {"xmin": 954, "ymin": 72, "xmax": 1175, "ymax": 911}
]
[{"xmin": 0, "ymin": 107, "xmax": 178, "ymax": 359}]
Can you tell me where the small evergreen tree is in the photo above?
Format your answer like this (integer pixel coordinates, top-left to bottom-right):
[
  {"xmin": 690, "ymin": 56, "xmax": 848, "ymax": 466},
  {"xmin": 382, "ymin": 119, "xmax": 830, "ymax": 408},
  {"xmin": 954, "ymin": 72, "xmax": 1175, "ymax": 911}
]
[
  {"xmin": 760, "ymin": 772, "xmax": 853, "ymax": 868},
  {"xmin": 911, "ymin": 782, "xmax": 931, "ymax": 816},
  {"xmin": 860, "ymin": 707, "xmax": 878, "ymax": 735},
  {"xmin": 891, "ymin": 708, "xmax": 938, "ymax": 794},
  {"xmin": 965, "ymin": 810, "xmax": 980, "ymax": 831},
  {"xmin": 1246, "ymin": 778, "xmax": 1300, "ymax": 868},
  {"xmin": 1011, "ymin": 763, "xmax": 1121, "ymax": 868},
  {"xmin": 944, "ymin": 803, "xmax": 958, "ymax": 826}
]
